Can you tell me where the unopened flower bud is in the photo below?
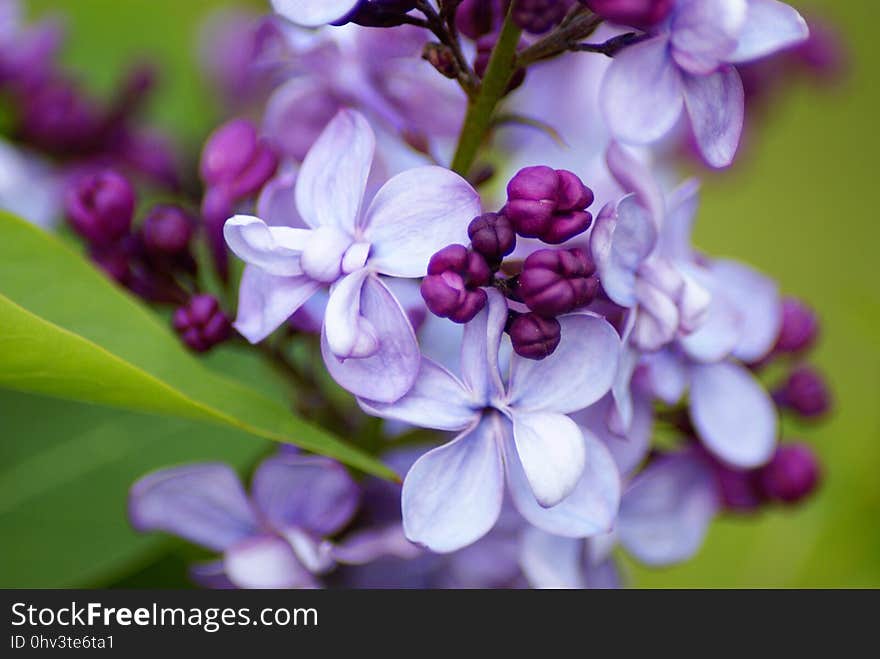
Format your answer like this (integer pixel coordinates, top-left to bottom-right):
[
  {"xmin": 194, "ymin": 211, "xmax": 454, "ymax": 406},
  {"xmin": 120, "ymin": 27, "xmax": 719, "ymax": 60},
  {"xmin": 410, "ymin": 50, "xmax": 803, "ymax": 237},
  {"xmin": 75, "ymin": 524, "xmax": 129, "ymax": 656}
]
[
  {"xmin": 505, "ymin": 166, "xmax": 594, "ymax": 243},
  {"xmin": 758, "ymin": 443, "xmax": 821, "ymax": 504},
  {"xmin": 173, "ymin": 295, "xmax": 231, "ymax": 353},
  {"xmin": 456, "ymin": 0, "xmax": 510, "ymax": 39},
  {"xmin": 775, "ymin": 366, "xmax": 831, "ymax": 418},
  {"xmin": 509, "ymin": 312, "xmax": 561, "ymax": 360},
  {"xmin": 580, "ymin": 0, "xmax": 674, "ymax": 29},
  {"xmin": 774, "ymin": 297, "xmax": 819, "ymax": 355},
  {"xmin": 340, "ymin": 0, "xmax": 419, "ymax": 27},
  {"xmin": 709, "ymin": 461, "xmax": 765, "ymax": 512},
  {"xmin": 518, "ymin": 247, "xmax": 599, "ymax": 316},
  {"xmin": 468, "ymin": 212, "xmax": 516, "ymax": 263},
  {"xmin": 200, "ymin": 119, "xmax": 277, "ymax": 198},
  {"xmin": 421, "ymin": 244, "xmax": 492, "ymax": 323},
  {"xmin": 64, "ymin": 170, "xmax": 135, "ymax": 247},
  {"xmin": 513, "ymin": 0, "xmax": 575, "ymax": 34},
  {"xmin": 142, "ymin": 205, "xmax": 194, "ymax": 255}
]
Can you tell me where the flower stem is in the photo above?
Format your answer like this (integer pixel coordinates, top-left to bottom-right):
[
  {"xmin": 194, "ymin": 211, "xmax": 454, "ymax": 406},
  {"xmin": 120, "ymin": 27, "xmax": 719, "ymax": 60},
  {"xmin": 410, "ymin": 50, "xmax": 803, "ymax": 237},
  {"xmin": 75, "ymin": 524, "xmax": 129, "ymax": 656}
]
[{"xmin": 450, "ymin": 9, "xmax": 522, "ymax": 177}]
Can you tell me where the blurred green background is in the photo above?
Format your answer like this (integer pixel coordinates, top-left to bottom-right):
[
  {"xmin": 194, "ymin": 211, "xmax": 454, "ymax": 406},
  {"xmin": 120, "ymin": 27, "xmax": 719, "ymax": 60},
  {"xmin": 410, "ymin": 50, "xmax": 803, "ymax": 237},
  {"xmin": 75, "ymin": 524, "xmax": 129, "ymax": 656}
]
[{"xmin": 12, "ymin": 0, "xmax": 878, "ymax": 587}]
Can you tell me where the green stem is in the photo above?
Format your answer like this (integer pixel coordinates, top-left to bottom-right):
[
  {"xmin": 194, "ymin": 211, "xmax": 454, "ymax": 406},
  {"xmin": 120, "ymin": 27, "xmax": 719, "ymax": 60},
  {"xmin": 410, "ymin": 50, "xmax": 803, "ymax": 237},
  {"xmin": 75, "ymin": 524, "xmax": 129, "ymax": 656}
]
[{"xmin": 450, "ymin": 9, "xmax": 522, "ymax": 177}]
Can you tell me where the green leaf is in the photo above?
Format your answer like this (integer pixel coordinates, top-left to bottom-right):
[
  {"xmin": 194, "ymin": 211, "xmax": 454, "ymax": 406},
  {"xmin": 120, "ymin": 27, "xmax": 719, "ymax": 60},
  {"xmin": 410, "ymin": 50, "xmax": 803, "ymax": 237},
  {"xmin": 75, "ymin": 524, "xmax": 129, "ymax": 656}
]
[
  {"xmin": 0, "ymin": 389, "xmax": 267, "ymax": 587},
  {"xmin": 0, "ymin": 212, "xmax": 394, "ymax": 480}
]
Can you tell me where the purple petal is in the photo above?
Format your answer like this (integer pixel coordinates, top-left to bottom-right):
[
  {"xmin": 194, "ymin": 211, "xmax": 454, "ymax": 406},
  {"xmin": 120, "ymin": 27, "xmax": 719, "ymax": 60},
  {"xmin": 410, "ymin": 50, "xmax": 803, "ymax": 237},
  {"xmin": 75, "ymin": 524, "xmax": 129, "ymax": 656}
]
[
  {"xmin": 710, "ymin": 259, "xmax": 782, "ymax": 363},
  {"xmin": 234, "ymin": 265, "xmax": 321, "ymax": 343},
  {"xmin": 690, "ymin": 361, "xmax": 778, "ymax": 468},
  {"xmin": 505, "ymin": 427, "xmax": 621, "ymax": 537},
  {"xmin": 508, "ymin": 314, "xmax": 620, "ymax": 415},
  {"xmin": 263, "ymin": 77, "xmax": 340, "ymax": 162},
  {"xmin": 129, "ymin": 464, "xmax": 259, "ymax": 553},
  {"xmin": 676, "ymin": 263, "xmax": 740, "ymax": 362},
  {"xmin": 729, "ymin": 0, "xmax": 809, "ymax": 63},
  {"xmin": 681, "ymin": 66, "xmax": 744, "ymax": 168},
  {"xmin": 224, "ymin": 214, "xmax": 310, "ymax": 276},
  {"xmin": 324, "ymin": 269, "xmax": 378, "ymax": 359},
  {"xmin": 332, "ymin": 526, "xmax": 421, "ymax": 565},
  {"xmin": 520, "ymin": 528, "xmax": 584, "ymax": 589},
  {"xmin": 256, "ymin": 165, "xmax": 308, "ymax": 228},
  {"xmin": 402, "ymin": 414, "xmax": 506, "ymax": 552},
  {"xmin": 512, "ymin": 411, "xmax": 586, "ymax": 507},
  {"xmin": 670, "ymin": 0, "xmax": 748, "ymax": 74},
  {"xmin": 224, "ymin": 535, "xmax": 317, "ymax": 589},
  {"xmin": 321, "ymin": 274, "xmax": 421, "ymax": 402},
  {"xmin": 606, "ymin": 142, "xmax": 665, "ymax": 225},
  {"xmin": 583, "ymin": 556, "xmax": 622, "ymax": 589},
  {"xmin": 460, "ymin": 288, "xmax": 508, "ymax": 402},
  {"xmin": 577, "ymin": 394, "xmax": 653, "ymax": 477},
  {"xmin": 591, "ymin": 196, "xmax": 658, "ymax": 308},
  {"xmin": 251, "ymin": 454, "xmax": 360, "ymax": 537},
  {"xmin": 632, "ymin": 278, "xmax": 680, "ymax": 351},
  {"xmin": 295, "ymin": 109, "xmax": 374, "ymax": 232},
  {"xmin": 362, "ymin": 166, "xmax": 480, "ymax": 278},
  {"xmin": 358, "ymin": 358, "xmax": 478, "ymax": 431},
  {"xmin": 601, "ymin": 36, "xmax": 684, "ymax": 146},
  {"xmin": 637, "ymin": 348, "xmax": 689, "ymax": 404},
  {"xmin": 270, "ymin": 0, "xmax": 360, "ymax": 27},
  {"xmin": 618, "ymin": 451, "xmax": 720, "ymax": 566},
  {"xmin": 657, "ymin": 179, "xmax": 700, "ymax": 263},
  {"xmin": 189, "ymin": 560, "xmax": 236, "ymax": 589}
]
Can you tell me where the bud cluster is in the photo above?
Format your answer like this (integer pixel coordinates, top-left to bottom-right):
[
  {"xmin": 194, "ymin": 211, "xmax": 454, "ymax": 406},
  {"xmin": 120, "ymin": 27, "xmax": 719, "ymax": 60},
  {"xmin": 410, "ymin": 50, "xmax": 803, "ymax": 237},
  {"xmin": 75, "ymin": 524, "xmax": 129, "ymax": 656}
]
[{"xmin": 422, "ymin": 167, "xmax": 599, "ymax": 360}]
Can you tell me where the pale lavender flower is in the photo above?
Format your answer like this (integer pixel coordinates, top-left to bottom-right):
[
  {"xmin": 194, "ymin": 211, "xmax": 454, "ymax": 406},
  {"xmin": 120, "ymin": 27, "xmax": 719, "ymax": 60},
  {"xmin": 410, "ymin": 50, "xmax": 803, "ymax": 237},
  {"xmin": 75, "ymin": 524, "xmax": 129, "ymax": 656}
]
[
  {"xmin": 128, "ymin": 453, "xmax": 360, "ymax": 589},
  {"xmin": 271, "ymin": 0, "xmax": 363, "ymax": 27},
  {"xmin": 361, "ymin": 289, "xmax": 622, "ymax": 552},
  {"xmin": 224, "ymin": 109, "xmax": 480, "ymax": 402},
  {"xmin": 591, "ymin": 142, "xmax": 711, "ymax": 354},
  {"xmin": 601, "ymin": 0, "xmax": 809, "ymax": 167},
  {"xmin": 521, "ymin": 449, "xmax": 720, "ymax": 588}
]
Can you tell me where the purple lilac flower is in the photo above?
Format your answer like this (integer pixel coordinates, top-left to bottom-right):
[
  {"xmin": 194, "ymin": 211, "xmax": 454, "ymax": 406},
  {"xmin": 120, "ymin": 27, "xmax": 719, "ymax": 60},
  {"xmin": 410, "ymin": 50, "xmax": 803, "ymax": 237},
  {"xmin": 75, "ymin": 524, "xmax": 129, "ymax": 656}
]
[
  {"xmin": 591, "ymin": 143, "xmax": 711, "ymax": 353},
  {"xmin": 601, "ymin": 0, "xmax": 809, "ymax": 167},
  {"xmin": 128, "ymin": 454, "xmax": 361, "ymax": 589},
  {"xmin": 360, "ymin": 289, "xmax": 621, "ymax": 552},
  {"xmin": 270, "ymin": 0, "xmax": 364, "ymax": 27},
  {"xmin": 224, "ymin": 109, "xmax": 480, "ymax": 402},
  {"xmin": 262, "ymin": 24, "xmax": 464, "ymax": 165}
]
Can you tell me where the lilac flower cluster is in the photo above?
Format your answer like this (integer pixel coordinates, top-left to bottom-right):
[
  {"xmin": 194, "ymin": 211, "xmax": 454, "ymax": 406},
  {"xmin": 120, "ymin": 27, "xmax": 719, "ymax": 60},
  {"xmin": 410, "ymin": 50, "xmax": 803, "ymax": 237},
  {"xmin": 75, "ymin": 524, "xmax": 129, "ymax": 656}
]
[{"xmin": 8, "ymin": 0, "xmax": 840, "ymax": 588}]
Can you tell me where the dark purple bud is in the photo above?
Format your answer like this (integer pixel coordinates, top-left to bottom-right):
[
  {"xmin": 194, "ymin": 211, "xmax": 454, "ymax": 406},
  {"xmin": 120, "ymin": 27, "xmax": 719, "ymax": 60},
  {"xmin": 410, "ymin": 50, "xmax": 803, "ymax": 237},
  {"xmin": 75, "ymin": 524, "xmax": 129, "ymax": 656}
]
[
  {"xmin": 710, "ymin": 461, "xmax": 765, "ymax": 512},
  {"xmin": 17, "ymin": 78, "xmax": 103, "ymax": 155},
  {"xmin": 173, "ymin": 295, "xmax": 231, "ymax": 353},
  {"xmin": 142, "ymin": 205, "xmax": 194, "ymax": 256},
  {"xmin": 513, "ymin": 0, "xmax": 575, "ymax": 34},
  {"xmin": 758, "ymin": 443, "xmax": 821, "ymax": 504},
  {"xmin": 775, "ymin": 366, "xmax": 831, "ymax": 419},
  {"xmin": 64, "ymin": 170, "xmax": 135, "ymax": 247},
  {"xmin": 774, "ymin": 297, "xmax": 819, "ymax": 355},
  {"xmin": 580, "ymin": 0, "xmax": 674, "ymax": 29},
  {"xmin": 200, "ymin": 119, "xmax": 258, "ymax": 187},
  {"xmin": 475, "ymin": 35, "xmax": 526, "ymax": 94},
  {"xmin": 468, "ymin": 212, "xmax": 516, "ymax": 263},
  {"xmin": 456, "ymin": 0, "xmax": 510, "ymax": 39},
  {"xmin": 336, "ymin": 0, "xmax": 418, "ymax": 27},
  {"xmin": 509, "ymin": 312, "xmax": 561, "ymax": 360},
  {"xmin": 505, "ymin": 166, "xmax": 594, "ymax": 243},
  {"xmin": 201, "ymin": 185, "xmax": 235, "ymax": 283},
  {"xmin": 518, "ymin": 247, "xmax": 599, "ymax": 316},
  {"xmin": 90, "ymin": 244, "xmax": 132, "ymax": 285},
  {"xmin": 421, "ymin": 244, "xmax": 492, "ymax": 323}
]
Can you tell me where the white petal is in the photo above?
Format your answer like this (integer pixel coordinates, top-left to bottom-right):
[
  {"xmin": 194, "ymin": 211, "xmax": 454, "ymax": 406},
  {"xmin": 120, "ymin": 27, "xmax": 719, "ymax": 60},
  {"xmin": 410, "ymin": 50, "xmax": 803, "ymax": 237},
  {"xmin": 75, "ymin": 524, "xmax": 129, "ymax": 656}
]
[
  {"xmin": 224, "ymin": 214, "xmax": 310, "ymax": 276},
  {"xmin": 363, "ymin": 166, "xmax": 480, "ymax": 278},
  {"xmin": 460, "ymin": 288, "xmax": 508, "ymax": 402},
  {"xmin": 690, "ymin": 361, "xmax": 778, "ymax": 468},
  {"xmin": 234, "ymin": 266, "xmax": 321, "ymax": 344},
  {"xmin": 224, "ymin": 535, "xmax": 316, "ymax": 589},
  {"xmin": 512, "ymin": 412, "xmax": 586, "ymax": 507},
  {"xmin": 295, "ymin": 109, "xmax": 374, "ymax": 232},
  {"xmin": 324, "ymin": 269, "xmax": 377, "ymax": 359},
  {"xmin": 401, "ymin": 415, "xmax": 506, "ymax": 552},
  {"xmin": 508, "ymin": 314, "xmax": 620, "ymax": 415}
]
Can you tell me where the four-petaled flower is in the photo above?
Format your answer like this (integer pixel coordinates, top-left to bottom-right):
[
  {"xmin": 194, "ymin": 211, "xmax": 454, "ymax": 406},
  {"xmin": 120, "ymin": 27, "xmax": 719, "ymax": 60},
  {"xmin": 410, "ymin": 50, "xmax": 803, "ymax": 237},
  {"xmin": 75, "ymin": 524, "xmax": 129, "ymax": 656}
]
[
  {"xmin": 361, "ymin": 290, "xmax": 622, "ymax": 552},
  {"xmin": 225, "ymin": 109, "xmax": 480, "ymax": 402},
  {"xmin": 602, "ymin": 0, "xmax": 809, "ymax": 167}
]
